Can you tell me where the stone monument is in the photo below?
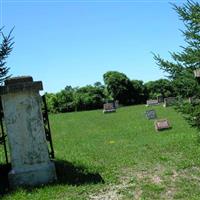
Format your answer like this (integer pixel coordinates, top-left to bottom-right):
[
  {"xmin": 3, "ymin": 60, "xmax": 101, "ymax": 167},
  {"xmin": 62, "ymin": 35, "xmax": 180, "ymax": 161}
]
[
  {"xmin": 103, "ymin": 103, "xmax": 116, "ymax": 113},
  {"xmin": 0, "ymin": 76, "xmax": 57, "ymax": 188},
  {"xmin": 146, "ymin": 99, "xmax": 159, "ymax": 107},
  {"xmin": 155, "ymin": 119, "xmax": 170, "ymax": 131},
  {"xmin": 194, "ymin": 69, "xmax": 200, "ymax": 84},
  {"xmin": 146, "ymin": 110, "xmax": 157, "ymax": 120},
  {"xmin": 163, "ymin": 97, "xmax": 177, "ymax": 107},
  {"xmin": 157, "ymin": 95, "xmax": 164, "ymax": 103}
]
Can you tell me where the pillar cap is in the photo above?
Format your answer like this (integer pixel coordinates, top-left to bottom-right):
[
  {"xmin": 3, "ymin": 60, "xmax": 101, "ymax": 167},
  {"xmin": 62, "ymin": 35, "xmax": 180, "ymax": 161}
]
[
  {"xmin": 5, "ymin": 76, "xmax": 33, "ymax": 86},
  {"xmin": 0, "ymin": 76, "xmax": 43, "ymax": 95}
]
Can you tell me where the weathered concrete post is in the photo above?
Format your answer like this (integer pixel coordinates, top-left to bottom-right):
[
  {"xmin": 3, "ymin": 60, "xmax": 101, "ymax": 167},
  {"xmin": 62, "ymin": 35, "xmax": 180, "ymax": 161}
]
[{"xmin": 0, "ymin": 76, "xmax": 57, "ymax": 188}]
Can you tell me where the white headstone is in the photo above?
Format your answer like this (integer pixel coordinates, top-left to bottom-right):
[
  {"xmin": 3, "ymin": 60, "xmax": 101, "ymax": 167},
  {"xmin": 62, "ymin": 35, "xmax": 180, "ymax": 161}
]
[
  {"xmin": 146, "ymin": 99, "xmax": 158, "ymax": 106},
  {"xmin": 0, "ymin": 76, "xmax": 57, "ymax": 188}
]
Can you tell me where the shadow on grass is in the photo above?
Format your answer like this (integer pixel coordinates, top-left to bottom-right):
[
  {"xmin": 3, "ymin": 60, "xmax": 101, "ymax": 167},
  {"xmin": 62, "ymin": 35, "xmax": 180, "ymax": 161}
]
[
  {"xmin": 0, "ymin": 160, "xmax": 104, "ymax": 196},
  {"xmin": 0, "ymin": 163, "xmax": 11, "ymax": 196},
  {"xmin": 55, "ymin": 159, "xmax": 104, "ymax": 186}
]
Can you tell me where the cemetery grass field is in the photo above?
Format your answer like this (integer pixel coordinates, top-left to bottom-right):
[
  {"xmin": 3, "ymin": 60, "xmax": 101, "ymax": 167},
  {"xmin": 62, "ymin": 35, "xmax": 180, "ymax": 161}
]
[{"xmin": 1, "ymin": 105, "xmax": 200, "ymax": 199}]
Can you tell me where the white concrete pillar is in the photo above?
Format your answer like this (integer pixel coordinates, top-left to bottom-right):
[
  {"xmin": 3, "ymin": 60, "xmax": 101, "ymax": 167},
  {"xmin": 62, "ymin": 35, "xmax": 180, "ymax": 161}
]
[{"xmin": 0, "ymin": 76, "xmax": 57, "ymax": 188}]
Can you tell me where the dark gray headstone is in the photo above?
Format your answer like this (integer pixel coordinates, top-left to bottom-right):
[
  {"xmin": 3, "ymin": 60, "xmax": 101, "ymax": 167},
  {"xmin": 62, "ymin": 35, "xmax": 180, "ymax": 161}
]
[
  {"xmin": 146, "ymin": 110, "xmax": 157, "ymax": 120},
  {"xmin": 163, "ymin": 97, "xmax": 177, "ymax": 107},
  {"xmin": 157, "ymin": 96, "xmax": 164, "ymax": 103}
]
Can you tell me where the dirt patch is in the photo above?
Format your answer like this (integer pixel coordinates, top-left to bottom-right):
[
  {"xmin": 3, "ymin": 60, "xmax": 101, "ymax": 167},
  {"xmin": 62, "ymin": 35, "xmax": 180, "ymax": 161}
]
[
  {"xmin": 134, "ymin": 188, "xmax": 142, "ymax": 200},
  {"xmin": 89, "ymin": 165, "xmax": 200, "ymax": 200},
  {"xmin": 89, "ymin": 179, "xmax": 134, "ymax": 200},
  {"xmin": 89, "ymin": 186, "xmax": 122, "ymax": 200},
  {"xmin": 152, "ymin": 175, "xmax": 162, "ymax": 184}
]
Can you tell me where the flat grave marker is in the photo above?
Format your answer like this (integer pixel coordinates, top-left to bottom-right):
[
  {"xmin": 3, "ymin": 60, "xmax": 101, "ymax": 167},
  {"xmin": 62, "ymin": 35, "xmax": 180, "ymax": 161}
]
[{"xmin": 155, "ymin": 119, "xmax": 171, "ymax": 131}]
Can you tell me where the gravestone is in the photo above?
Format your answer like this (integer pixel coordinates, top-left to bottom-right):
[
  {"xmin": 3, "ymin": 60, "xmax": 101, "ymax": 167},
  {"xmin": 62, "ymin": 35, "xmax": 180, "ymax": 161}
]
[
  {"xmin": 146, "ymin": 110, "xmax": 157, "ymax": 120},
  {"xmin": 146, "ymin": 99, "xmax": 158, "ymax": 106},
  {"xmin": 194, "ymin": 69, "xmax": 200, "ymax": 78},
  {"xmin": 0, "ymin": 76, "xmax": 57, "ymax": 188},
  {"xmin": 194, "ymin": 69, "xmax": 200, "ymax": 84},
  {"xmin": 188, "ymin": 97, "xmax": 200, "ymax": 104},
  {"xmin": 157, "ymin": 95, "xmax": 164, "ymax": 103},
  {"xmin": 163, "ymin": 97, "xmax": 177, "ymax": 107},
  {"xmin": 155, "ymin": 119, "xmax": 170, "ymax": 131},
  {"xmin": 103, "ymin": 103, "xmax": 116, "ymax": 113},
  {"xmin": 188, "ymin": 97, "xmax": 194, "ymax": 104},
  {"xmin": 114, "ymin": 100, "xmax": 119, "ymax": 109}
]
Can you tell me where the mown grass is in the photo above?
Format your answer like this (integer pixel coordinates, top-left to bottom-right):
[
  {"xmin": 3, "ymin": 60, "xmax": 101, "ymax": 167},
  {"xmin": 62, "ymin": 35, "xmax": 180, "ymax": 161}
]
[{"xmin": 1, "ymin": 105, "xmax": 200, "ymax": 199}]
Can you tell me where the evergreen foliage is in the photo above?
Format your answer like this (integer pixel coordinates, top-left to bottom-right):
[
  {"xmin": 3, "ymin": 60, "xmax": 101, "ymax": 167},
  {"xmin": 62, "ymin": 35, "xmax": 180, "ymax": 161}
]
[
  {"xmin": 0, "ymin": 28, "xmax": 14, "ymax": 84},
  {"xmin": 154, "ymin": 1, "xmax": 200, "ymax": 80},
  {"xmin": 154, "ymin": 1, "xmax": 200, "ymax": 129}
]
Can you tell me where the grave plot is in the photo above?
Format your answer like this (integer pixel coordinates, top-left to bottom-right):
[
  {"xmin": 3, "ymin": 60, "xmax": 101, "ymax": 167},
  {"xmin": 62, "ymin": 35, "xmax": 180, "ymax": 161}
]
[
  {"xmin": 146, "ymin": 110, "xmax": 157, "ymax": 120},
  {"xmin": 103, "ymin": 103, "xmax": 116, "ymax": 113},
  {"xmin": 154, "ymin": 119, "xmax": 171, "ymax": 131}
]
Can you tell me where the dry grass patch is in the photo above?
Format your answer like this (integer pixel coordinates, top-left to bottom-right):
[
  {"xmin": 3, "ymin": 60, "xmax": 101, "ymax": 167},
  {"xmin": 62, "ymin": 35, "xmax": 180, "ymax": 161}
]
[{"xmin": 89, "ymin": 164, "xmax": 200, "ymax": 200}]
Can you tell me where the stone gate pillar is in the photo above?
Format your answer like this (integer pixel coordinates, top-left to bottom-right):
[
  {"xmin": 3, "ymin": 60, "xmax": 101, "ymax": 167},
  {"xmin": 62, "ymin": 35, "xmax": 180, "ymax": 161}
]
[{"xmin": 0, "ymin": 76, "xmax": 57, "ymax": 188}]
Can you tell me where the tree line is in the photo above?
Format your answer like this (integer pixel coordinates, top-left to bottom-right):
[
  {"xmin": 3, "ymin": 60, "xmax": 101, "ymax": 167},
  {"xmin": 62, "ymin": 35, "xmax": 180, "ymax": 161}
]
[{"xmin": 45, "ymin": 70, "xmax": 197, "ymax": 113}]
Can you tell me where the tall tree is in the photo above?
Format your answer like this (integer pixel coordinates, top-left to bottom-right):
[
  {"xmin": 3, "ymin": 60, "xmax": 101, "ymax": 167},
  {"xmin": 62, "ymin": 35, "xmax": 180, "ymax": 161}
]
[
  {"xmin": 153, "ymin": 1, "xmax": 200, "ymax": 130},
  {"xmin": 153, "ymin": 1, "xmax": 200, "ymax": 97},
  {"xmin": 145, "ymin": 79, "xmax": 174, "ymax": 99},
  {"xmin": 131, "ymin": 80, "xmax": 147, "ymax": 104},
  {"xmin": 103, "ymin": 71, "xmax": 135, "ymax": 105},
  {"xmin": 0, "ymin": 28, "xmax": 14, "ymax": 84}
]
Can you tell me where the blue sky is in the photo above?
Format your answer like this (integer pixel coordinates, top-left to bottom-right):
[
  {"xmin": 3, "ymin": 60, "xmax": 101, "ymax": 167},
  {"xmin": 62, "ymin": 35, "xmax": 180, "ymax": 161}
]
[{"xmin": 1, "ymin": 0, "xmax": 187, "ymax": 93}]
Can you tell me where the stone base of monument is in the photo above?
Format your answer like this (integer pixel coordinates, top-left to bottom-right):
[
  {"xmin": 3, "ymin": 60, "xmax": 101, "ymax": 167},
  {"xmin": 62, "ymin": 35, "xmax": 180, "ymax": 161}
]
[{"xmin": 8, "ymin": 162, "xmax": 57, "ymax": 188}]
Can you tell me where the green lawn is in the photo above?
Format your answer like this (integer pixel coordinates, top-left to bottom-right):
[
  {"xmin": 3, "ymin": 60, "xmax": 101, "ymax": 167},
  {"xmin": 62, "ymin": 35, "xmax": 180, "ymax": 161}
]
[{"xmin": 1, "ymin": 105, "xmax": 200, "ymax": 199}]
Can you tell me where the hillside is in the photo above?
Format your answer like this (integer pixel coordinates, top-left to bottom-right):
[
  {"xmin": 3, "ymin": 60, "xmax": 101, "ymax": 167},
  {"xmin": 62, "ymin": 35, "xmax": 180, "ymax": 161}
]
[{"xmin": 1, "ymin": 105, "xmax": 200, "ymax": 199}]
